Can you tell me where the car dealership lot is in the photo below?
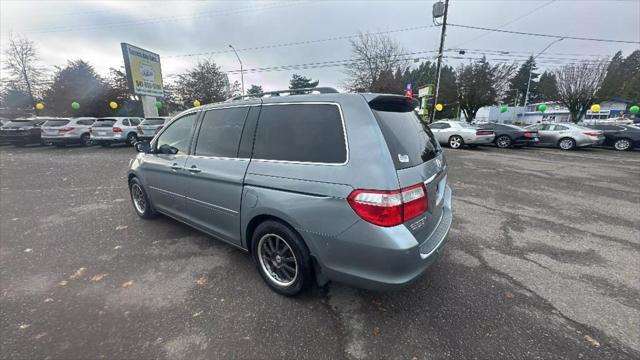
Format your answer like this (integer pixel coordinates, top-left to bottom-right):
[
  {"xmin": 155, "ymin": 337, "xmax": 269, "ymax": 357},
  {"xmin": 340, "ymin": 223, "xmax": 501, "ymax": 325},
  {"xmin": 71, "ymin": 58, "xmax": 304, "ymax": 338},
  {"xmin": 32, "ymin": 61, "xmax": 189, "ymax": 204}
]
[{"xmin": 1, "ymin": 145, "xmax": 638, "ymax": 359}]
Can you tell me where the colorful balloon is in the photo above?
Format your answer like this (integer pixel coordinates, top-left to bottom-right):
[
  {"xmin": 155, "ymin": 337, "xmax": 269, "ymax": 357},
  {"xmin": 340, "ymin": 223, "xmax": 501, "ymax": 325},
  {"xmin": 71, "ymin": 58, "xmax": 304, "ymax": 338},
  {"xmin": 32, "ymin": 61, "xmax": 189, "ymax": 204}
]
[
  {"xmin": 71, "ymin": 102, "xmax": 80, "ymax": 110},
  {"xmin": 435, "ymin": 103, "xmax": 443, "ymax": 111},
  {"xmin": 590, "ymin": 104, "xmax": 601, "ymax": 113},
  {"xmin": 500, "ymin": 106, "xmax": 508, "ymax": 113},
  {"xmin": 155, "ymin": 101, "xmax": 162, "ymax": 109},
  {"xmin": 537, "ymin": 104, "xmax": 547, "ymax": 113},
  {"xmin": 35, "ymin": 103, "xmax": 44, "ymax": 110},
  {"xmin": 193, "ymin": 100, "xmax": 201, "ymax": 107},
  {"xmin": 629, "ymin": 105, "xmax": 639, "ymax": 114},
  {"xmin": 109, "ymin": 101, "xmax": 118, "ymax": 109}
]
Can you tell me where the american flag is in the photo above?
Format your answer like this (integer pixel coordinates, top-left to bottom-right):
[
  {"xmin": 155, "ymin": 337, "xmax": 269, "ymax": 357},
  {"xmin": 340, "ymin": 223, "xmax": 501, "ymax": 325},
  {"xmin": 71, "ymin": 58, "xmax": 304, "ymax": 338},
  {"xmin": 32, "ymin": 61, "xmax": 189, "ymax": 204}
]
[{"xmin": 405, "ymin": 80, "xmax": 413, "ymax": 98}]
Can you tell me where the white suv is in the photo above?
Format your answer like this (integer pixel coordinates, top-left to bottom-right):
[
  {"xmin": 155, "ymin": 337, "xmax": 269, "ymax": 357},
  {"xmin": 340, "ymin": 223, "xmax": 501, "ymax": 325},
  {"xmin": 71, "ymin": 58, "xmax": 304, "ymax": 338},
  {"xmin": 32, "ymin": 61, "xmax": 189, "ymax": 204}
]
[{"xmin": 90, "ymin": 117, "xmax": 142, "ymax": 147}]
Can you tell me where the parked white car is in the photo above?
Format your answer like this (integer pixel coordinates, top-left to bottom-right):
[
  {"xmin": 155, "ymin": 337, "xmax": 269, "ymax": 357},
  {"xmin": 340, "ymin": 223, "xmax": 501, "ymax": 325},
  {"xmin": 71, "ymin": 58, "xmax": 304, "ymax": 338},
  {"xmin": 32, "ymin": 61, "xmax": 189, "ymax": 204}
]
[
  {"xmin": 428, "ymin": 120, "xmax": 495, "ymax": 149},
  {"xmin": 90, "ymin": 117, "xmax": 143, "ymax": 147},
  {"xmin": 41, "ymin": 117, "xmax": 96, "ymax": 147}
]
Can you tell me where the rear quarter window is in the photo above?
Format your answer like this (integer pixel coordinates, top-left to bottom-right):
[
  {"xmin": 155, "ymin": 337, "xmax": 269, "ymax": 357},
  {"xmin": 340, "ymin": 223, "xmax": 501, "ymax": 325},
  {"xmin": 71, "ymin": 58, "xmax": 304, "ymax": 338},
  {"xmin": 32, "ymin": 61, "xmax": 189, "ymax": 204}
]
[{"xmin": 253, "ymin": 103, "xmax": 347, "ymax": 164}]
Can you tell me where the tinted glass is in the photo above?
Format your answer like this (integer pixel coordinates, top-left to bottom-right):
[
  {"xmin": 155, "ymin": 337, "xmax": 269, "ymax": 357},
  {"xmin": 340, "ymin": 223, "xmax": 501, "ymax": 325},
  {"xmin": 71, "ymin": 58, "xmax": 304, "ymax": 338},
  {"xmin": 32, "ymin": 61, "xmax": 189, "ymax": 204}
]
[
  {"xmin": 373, "ymin": 109, "xmax": 439, "ymax": 169},
  {"xmin": 5, "ymin": 120, "xmax": 38, "ymax": 127},
  {"xmin": 141, "ymin": 119, "xmax": 165, "ymax": 125},
  {"xmin": 122, "ymin": 119, "xmax": 130, "ymax": 126},
  {"xmin": 429, "ymin": 122, "xmax": 449, "ymax": 129},
  {"xmin": 253, "ymin": 104, "xmax": 346, "ymax": 163},
  {"xmin": 130, "ymin": 118, "xmax": 141, "ymax": 125},
  {"xmin": 93, "ymin": 120, "xmax": 116, "ymax": 127},
  {"xmin": 156, "ymin": 113, "xmax": 197, "ymax": 154},
  {"xmin": 498, "ymin": 124, "xmax": 521, "ymax": 130},
  {"xmin": 457, "ymin": 122, "xmax": 474, "ymax": 128},
  {"xmin": 552, "ymin": 125, "xmax": 568, "ymax": 130},
  {"xmin": 43, "ymin": 120, "xmax": 70, "ymax": 127},
  {"xmin": 76, "ymin": 119, "xmax": 95, "ymax": 125},
  {"xmin": 195, "ymin": 107, "xmax": 249, "ymax": 158}
]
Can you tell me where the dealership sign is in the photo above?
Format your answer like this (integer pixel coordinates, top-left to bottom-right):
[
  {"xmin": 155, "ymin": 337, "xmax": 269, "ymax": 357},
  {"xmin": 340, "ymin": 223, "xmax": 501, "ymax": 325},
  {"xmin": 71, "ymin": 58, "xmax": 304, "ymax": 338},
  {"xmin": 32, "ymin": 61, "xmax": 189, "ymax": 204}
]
[{"xmin": 121, "ymin": 43, "xmax": 164, "ymax": 97}]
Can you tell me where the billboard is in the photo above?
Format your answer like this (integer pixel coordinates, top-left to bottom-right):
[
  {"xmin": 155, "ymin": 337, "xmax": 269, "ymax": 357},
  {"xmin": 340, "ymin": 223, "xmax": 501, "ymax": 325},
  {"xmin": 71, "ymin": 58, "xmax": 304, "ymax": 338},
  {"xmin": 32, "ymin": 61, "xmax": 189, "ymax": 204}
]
[{"xmin": 121, "ymin": 43, "xmax": 164, "ymax": 97}]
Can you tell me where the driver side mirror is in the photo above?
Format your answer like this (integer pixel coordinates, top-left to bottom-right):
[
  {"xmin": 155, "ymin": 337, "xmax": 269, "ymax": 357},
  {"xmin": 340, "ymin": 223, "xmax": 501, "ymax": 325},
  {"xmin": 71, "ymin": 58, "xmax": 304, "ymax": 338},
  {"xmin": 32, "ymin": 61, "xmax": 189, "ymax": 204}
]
[
  {"xmin": 135, "ymin": 141, "xmax": 152, "ymax": 153},
  {"xmin": 158, "ymin": 143, "xmax": 178, "ymax": 155}
]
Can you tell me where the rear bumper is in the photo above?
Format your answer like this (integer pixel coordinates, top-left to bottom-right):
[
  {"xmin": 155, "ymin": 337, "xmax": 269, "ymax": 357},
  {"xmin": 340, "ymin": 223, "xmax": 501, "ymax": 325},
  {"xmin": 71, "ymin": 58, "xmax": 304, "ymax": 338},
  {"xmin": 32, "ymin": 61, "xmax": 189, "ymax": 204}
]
[
  {"xmin": 91, "ymin": 134, "xmax": 125, "ymax": 143},
  {"xmin": 314, "ymin": 185, "xmax": 453, "ymax": 290},
  {"xmin": 0, "ymin": 134, "xmax": 40, "ymax": 144},
  {"xmin": 42, "ymin": 135, "xmax": 82, "ymax": 143}
]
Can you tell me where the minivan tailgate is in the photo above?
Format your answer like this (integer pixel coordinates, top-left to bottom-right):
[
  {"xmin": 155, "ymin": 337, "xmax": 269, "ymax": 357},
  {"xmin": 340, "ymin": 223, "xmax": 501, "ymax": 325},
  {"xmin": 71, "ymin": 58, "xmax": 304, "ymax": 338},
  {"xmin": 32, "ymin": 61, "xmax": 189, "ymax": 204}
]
[{"xmin": 396, "ymin": 153, "xmax": 447, "ymax": 242}]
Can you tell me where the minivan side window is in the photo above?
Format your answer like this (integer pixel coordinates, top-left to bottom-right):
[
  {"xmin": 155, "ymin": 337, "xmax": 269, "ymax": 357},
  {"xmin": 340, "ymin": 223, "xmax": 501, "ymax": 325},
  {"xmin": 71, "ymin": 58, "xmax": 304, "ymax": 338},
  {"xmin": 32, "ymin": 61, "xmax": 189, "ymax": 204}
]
[
  {"xmin": 155, "ymin": 113, "xmax": 198, "ymax": 155},
  {"xmin": 195, "ymin": 107, "xmax": 249, "ymax": 158},
  {"xmin": 253, "ymin": 104, "xmax": 346, "ymax": 164}
]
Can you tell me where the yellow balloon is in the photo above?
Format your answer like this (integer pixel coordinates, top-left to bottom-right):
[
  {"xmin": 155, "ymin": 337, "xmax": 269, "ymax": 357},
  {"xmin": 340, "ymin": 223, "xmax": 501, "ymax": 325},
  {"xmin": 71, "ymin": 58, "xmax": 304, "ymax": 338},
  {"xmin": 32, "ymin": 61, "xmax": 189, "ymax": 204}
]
[
  {"xmin": 590, "ymin": 104, "xmax": 601, "ymax": 112},
  {"xmin": 435, "ymin": 103, "xmax": 443, "ymax": 111},
  {"xmin": 109, "ymin": 101, "xmax": 118, "ymax": 109},
  {"xmin": 35, "ymin": 103, "xmax": 44, "ymax": 110},
  {"xmin": 193, "ymin": 100, "xmax": 201, "ymax": 107}
]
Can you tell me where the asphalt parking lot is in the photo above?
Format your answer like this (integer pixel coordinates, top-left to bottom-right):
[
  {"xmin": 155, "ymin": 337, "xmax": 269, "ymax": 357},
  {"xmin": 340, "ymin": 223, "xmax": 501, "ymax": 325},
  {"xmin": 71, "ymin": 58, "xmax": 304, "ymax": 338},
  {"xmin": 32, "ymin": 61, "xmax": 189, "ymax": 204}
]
[{"xmin": 1, "ymin": 144, "xmax": 638, "ymax": 360}]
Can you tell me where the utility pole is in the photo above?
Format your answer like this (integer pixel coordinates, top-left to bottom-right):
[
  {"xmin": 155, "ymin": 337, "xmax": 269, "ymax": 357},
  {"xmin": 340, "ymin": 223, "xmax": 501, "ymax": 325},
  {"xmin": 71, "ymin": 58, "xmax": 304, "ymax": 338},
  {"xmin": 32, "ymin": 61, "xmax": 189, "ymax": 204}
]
[
  {"xmin": 431, "ymin": 0, "xmax": 449, "ymax": 123},
  {"xmin": 228, "ymin": 44, "xmax": 245, "ymax": 96}
]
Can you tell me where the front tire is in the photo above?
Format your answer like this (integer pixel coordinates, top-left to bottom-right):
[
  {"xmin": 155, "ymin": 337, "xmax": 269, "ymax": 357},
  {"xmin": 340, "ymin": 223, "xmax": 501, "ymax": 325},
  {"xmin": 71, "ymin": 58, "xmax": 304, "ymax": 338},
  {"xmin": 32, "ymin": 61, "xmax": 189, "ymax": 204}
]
[
  {"xmin": 80, "ymin": 133, "xmax": 92, "ymax": 146},
  {"xmin": 613, "ymin": 138, "xmax": 632, "ymax": 151},
  {"xmin": 126, "ymin": 133, "xmax": 138, "ymax": 146},
  {"xmin": 252, "ymin": 220, "xmax": 312, "ymax": 296},
  {"xmin": 495, "ymin": 135, "xmax": 512, "ymax": 148},
  {"xmin": 558, "ymin": 138, "xmax": 576, "ymax": 150},
  {"xmin": 449, "ymin": 135, "xmax": 464, "ymax": 149},
  {"xmin": 129, "ymin": 177, "xmax": 157, "ymax": 219}
]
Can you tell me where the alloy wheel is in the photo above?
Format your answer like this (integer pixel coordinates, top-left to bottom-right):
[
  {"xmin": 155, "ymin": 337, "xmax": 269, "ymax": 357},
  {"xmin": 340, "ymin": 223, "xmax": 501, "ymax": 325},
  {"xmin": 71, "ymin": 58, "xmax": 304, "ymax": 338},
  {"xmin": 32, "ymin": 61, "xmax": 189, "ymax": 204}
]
[
  {"xmin": 257, "ymin": 233, "xmax": 298, "ymax": 287},
  {"xmin": 449, "ymin": 136, "xmax": 462, "ymax": 149},
  {"xmin": 614, "ymin": 139, "xmax": 631, "ymax": 151},
  {"xmin": 559, "ymin": 139, "xmax": 575, "ymax": 150},
  {"xmin": 131, "ymin": 184, "xmax": 146, "ymax": 214},
  {"xmin": 496, "ymin": 136, "xmax": 511, "ymax": 148}
]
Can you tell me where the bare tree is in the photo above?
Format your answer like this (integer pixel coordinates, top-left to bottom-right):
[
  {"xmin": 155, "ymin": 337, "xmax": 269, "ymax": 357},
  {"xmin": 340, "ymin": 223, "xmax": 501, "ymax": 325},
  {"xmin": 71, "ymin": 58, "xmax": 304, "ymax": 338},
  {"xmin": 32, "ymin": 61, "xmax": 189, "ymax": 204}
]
[
  {"xmin": 2, "ymin": 34, "xmax": 43, "ymax": 110},
  {"xmin": 554, "ymin": 60, "xmax": 608, "ymax": 122},
  {"xmin": 344, "ymin": 32, "xmax": 409, "ymax": 92},
  {"xmin": 456, "ymin": 57, "xmax": 516, "ymax": 123}
]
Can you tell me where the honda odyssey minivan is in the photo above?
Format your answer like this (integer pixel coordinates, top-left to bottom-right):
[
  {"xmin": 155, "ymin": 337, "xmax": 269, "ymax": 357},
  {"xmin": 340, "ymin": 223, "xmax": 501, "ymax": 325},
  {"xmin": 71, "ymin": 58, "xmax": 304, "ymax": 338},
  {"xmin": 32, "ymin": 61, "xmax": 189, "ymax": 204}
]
[{"xmin": 128, "ymin": 88, "xmax": 452, "ymax": 295}]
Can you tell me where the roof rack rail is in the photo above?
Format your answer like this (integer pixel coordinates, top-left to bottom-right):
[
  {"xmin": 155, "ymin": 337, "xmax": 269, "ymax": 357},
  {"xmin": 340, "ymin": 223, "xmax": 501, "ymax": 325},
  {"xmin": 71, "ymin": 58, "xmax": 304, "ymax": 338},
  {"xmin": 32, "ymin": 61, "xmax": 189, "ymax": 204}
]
[{"xmin": 227, "ymin": 87, "xmax": 339, "ymax": 101}]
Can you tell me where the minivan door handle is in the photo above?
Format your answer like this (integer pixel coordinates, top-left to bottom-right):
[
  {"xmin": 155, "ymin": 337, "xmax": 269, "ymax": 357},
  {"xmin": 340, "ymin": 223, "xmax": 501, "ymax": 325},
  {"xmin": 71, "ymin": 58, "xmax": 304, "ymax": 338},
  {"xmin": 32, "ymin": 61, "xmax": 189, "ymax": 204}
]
[
  {"xmin": 170, "ymin": 163, "xmax": 182, "ymax": 171},
  {"xmin": 187, "ymin": 165, "xmax": 201, "ymax": 173}
]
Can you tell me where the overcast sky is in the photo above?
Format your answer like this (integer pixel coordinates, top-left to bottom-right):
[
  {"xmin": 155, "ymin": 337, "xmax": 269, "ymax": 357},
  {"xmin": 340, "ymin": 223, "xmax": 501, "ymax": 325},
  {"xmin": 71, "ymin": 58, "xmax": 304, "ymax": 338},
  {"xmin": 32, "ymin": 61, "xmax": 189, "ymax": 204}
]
[{"xmin": 1, "ymin": 0, "xmax": 639, "ymax": 92}]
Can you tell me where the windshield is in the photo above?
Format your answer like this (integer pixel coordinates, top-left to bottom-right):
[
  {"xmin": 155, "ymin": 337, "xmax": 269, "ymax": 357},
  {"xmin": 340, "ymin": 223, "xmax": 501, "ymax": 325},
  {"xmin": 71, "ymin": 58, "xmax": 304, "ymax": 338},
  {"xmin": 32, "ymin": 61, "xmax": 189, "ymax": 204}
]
[
  {"xmin": 372, "ymin": 109, "xmax": 439, "ymax": 169},
  {"xmin": 93, "ymin": 119, "xmax": 116, "ymax": 127},
  {"xmin": 42, "ymin": 120, "xmax": 70, "ymax": 127}
]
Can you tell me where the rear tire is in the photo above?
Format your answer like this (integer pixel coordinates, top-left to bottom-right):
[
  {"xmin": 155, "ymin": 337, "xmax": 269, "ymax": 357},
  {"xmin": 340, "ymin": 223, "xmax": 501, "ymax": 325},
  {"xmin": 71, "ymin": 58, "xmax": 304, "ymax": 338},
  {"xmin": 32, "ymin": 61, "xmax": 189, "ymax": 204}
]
[
  {"xmin": 613, "ymin": 138, "xmax": 631, "ymax": 151},
  {"xmin": 252, "ymin": 220, "xmax": 312, "ymax": 296},
  {"xmin": 126, "ymin": 133, "xmax": 137, "ymax": 146},
  {"xmin": 80, "ymin": 133, "xmax": 92, "ymax": 147},
  {"xmin": 129, "ymin": 177, "xmax": 157, "ymax": 219},
  {"xmin": 449, "ymin": 135, "xmax": 464, "ymax": 149},
  {"xmin": 495, "ymin": 135, "xmax": 512, "ymax": 148},
  {"xmin": 558, "ymin": 138, "xmax": 576, "ymax": 150}
]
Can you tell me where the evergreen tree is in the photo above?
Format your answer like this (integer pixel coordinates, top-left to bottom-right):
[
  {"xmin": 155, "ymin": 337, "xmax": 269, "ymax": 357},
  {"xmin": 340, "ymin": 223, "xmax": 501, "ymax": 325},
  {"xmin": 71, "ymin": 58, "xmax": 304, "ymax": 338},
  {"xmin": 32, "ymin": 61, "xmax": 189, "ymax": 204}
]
[
  {"xmin": 289, "ymin": 74, "xmax": 319, "ymax": 89},
  {"xmin": 537, "ymin": 71, "xmax": 560, "ymax": 102},
  {"xmin": 175, "ymin": 60, "xmax": 228, "ymax": 107},
  {"xmin": 505, "ymin": 56, "xmax": 538, "ymax": 105},
  {"xmin": 247, "ymin": 84, "xmax": 263, "ymax": 95}
]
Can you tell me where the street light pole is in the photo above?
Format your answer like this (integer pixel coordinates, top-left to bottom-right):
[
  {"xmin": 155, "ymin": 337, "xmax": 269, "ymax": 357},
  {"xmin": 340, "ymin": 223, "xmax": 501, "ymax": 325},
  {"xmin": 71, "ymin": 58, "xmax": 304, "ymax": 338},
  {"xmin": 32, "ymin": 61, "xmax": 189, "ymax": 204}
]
[
  {"xmin": 228, "ymin": 44, "xmax": 244, "ymax": 96},
  {"xmin": 522, "ymin": 38, "xmax": 564, "ymax": 119}
]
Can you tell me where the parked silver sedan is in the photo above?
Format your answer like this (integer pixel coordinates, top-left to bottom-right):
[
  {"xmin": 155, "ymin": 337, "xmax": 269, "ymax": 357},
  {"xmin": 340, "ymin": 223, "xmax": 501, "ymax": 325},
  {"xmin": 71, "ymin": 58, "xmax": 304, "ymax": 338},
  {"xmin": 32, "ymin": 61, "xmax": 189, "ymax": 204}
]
[
  {"xmin": 428, "ymin": 120, "xmax": 495, "ymax": 149},
  {"xmin": 524, "ymin": 123, "xmax": 604, "ymax": 150}
]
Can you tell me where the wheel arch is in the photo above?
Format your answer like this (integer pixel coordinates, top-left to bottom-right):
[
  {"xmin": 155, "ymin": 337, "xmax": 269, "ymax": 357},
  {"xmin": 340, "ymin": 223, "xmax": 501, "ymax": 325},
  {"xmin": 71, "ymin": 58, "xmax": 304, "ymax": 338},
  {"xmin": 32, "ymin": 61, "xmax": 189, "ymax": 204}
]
[
  {"xmin": 245, "ymin": 214, "xmax": 306, "ymax": 255},
  {"xmin": 557, "ymin": 137, "xmax": 576, "ymax": 148}
]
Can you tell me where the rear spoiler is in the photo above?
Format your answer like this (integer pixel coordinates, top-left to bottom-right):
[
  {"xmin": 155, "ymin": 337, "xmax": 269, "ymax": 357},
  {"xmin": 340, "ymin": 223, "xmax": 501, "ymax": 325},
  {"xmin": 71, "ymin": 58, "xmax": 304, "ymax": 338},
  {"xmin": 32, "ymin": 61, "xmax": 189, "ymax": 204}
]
[{"xmin": 366, "ymin": 94, "xmax": 419, "ymax": 112}]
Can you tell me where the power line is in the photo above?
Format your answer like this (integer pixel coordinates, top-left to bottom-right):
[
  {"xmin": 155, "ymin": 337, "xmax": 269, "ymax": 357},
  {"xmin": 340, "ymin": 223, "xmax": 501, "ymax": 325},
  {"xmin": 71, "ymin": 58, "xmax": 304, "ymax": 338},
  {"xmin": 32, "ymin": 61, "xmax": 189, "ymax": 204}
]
[
  {"xmin": 449, "ymin": 23, "xmax": 640, "ymax": 44},
  {"xmin": 25, "ymin": 2, "xmax": 308, "ymax": 34},
  {"xmin": 451, "ymin": 0, "xmax": 557, "ymax": 48},
  {"xmin": 164, "ymin": 24, "xmax": 436, "ymax": 59}
]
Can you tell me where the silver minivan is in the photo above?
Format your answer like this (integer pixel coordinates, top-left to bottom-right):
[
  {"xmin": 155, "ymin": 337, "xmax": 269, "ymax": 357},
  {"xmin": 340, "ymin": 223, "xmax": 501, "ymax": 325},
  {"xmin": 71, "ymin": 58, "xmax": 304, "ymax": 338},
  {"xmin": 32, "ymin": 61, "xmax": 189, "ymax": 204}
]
[{"xmin": 128, "ymin": 88, "xmax": 452, "ymax": 295}]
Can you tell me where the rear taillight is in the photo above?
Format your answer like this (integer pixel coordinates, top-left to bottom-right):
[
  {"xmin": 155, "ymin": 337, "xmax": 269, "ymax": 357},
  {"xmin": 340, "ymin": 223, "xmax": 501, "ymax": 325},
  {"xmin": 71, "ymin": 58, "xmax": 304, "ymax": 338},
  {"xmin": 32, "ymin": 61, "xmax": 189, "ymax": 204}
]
[
  {"xmin": 523, "ymin": 131, "xmax": 536, "ymax": 138},
  {"xmin": 476, "ymin": 130, "xmax": 494, "ymax": 136},
  {"xmin": 347, "ymin": 183, "xmax": 428, "ymax": 227},
  {"xmin": 58, "ymin": 127, "xmax": 75, "ymax": 133},
  {"xmin": 113, "ymin": 127, "xmax": 123, "ymax": 133},
  {"xmin": 583, "ymin": 131, "xmax": 600, "ymax": 137}
]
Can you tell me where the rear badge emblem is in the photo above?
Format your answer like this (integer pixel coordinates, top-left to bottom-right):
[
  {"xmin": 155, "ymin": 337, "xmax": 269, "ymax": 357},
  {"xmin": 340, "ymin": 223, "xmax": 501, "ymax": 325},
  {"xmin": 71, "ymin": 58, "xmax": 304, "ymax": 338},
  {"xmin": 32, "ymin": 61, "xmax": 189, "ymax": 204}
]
[
  {"xmin": 435, "ymin": 159, "xmax": 442, "ymax": 168},
  {"xmin": 398, "ymin": 154, "xmax": 410, "ymax": 163}
]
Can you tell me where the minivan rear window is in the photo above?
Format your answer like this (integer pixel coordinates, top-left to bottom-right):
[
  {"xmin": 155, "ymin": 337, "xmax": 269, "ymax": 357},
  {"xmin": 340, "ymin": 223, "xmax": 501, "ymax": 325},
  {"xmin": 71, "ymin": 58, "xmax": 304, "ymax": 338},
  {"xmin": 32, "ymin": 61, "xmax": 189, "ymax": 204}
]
[
  {"xmin": 253, "ymin": 104, "xmax": 347, "ymax": 164},
  {"xmin": 372, "ymin": 110, "xmax": 439, "ymax": 169},
  {"xmin": 43, "ymin": 120, "xmax": 70, "ymax": 127},
  {"xmin": 93, "ymin": 119, "xmax": 116, "ymax": 127}
]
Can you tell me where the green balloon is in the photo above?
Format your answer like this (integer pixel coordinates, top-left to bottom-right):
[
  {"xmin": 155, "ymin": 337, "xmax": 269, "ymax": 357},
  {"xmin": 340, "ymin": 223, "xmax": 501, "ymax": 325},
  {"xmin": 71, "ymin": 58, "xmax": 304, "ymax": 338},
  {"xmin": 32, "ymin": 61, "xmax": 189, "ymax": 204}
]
[
  {"xmin": 71, "ymin": 102, "xmax": 80, "ymax": 110},
  {"xmin": 538, "ymin": 104, "xmax": 547, "ymax": 113},
  {"xmin": 500, "ymin": 106, "xmax": 508, "ymax": 113},
  {"xmin": 630, "ymin": 105, "xmax": 639, "ymax": 114},
  {"xmin": 155, "ymin": 101, "xmax": 162, "ymax": 109}
]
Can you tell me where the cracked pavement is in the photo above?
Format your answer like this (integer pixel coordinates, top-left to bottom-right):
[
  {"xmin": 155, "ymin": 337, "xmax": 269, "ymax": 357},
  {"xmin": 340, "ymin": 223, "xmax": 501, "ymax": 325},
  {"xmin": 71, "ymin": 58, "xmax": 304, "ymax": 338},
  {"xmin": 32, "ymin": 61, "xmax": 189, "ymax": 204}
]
[{"xmin": 1, "ymin": 144, "xmax": 638, "ymax": 359}]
